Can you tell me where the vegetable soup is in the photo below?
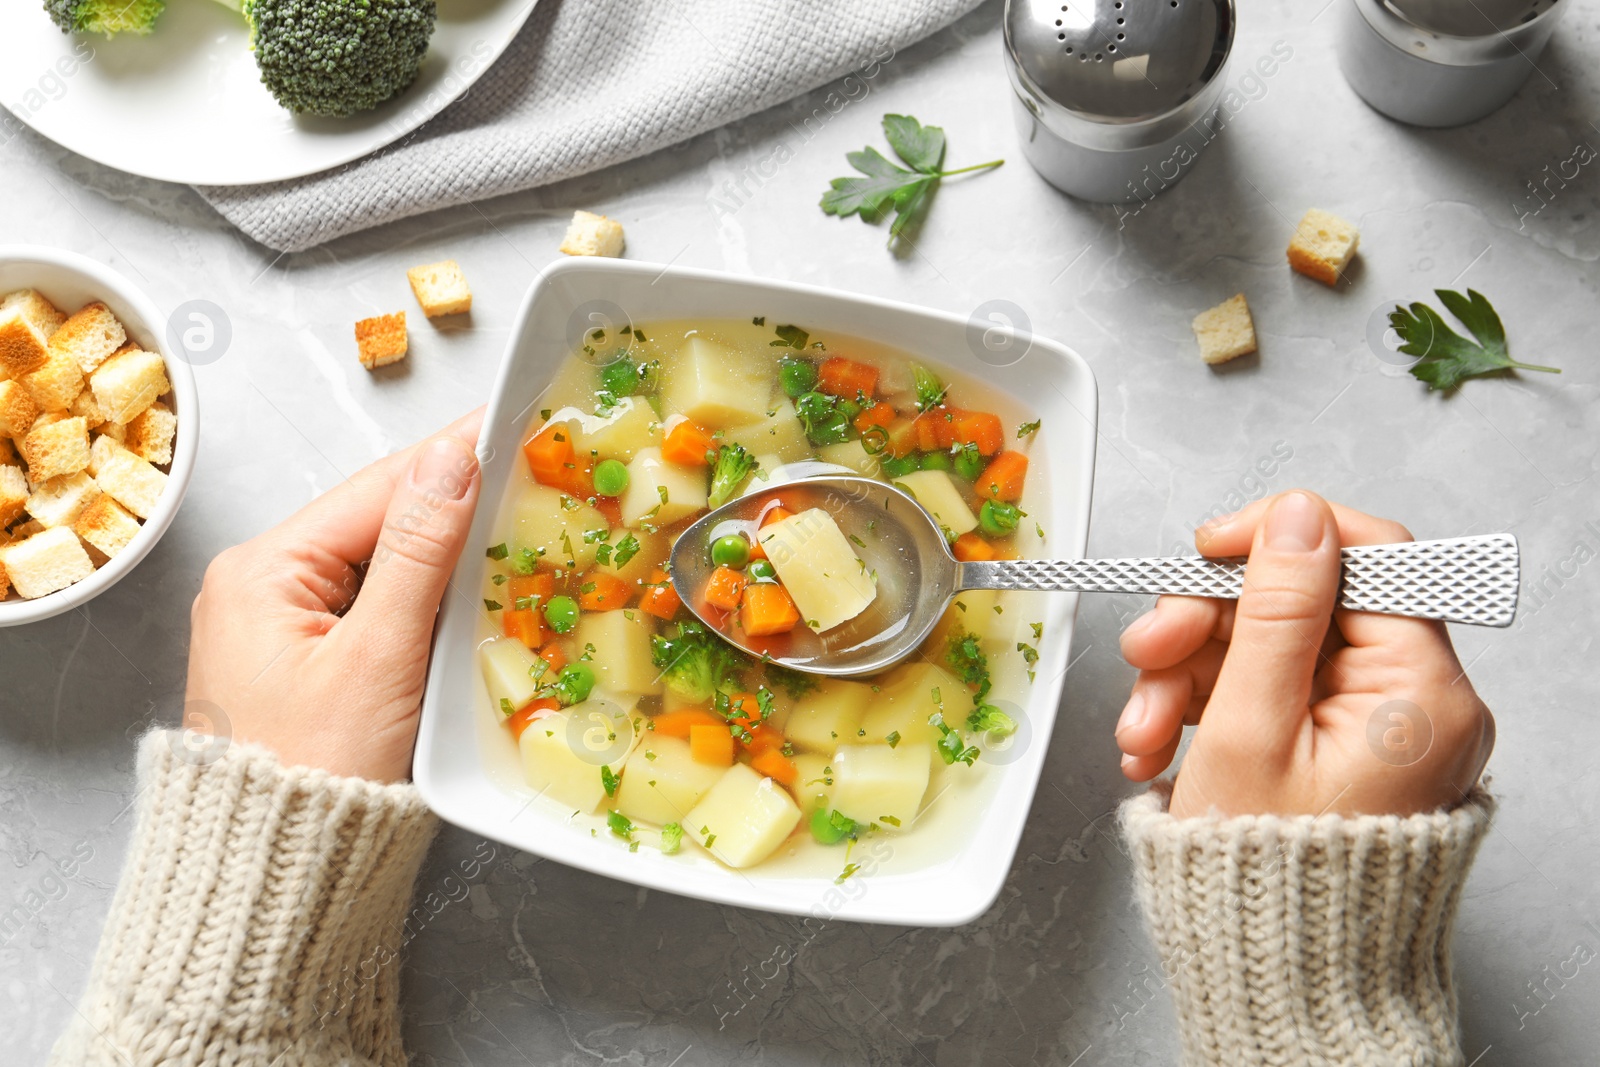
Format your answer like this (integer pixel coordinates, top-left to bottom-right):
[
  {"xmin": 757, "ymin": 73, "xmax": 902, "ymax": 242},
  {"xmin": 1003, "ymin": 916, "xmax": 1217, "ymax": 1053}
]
[{"xmin": 477, "ymin": 318, "xmax": 1046, "ymax": 879}]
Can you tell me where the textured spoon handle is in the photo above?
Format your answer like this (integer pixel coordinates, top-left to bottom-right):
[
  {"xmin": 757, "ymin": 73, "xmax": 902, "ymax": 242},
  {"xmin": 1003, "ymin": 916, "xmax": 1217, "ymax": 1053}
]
[{"xmin": 958, "ymin": 534, "xmax": 1520, "ymax": 627}]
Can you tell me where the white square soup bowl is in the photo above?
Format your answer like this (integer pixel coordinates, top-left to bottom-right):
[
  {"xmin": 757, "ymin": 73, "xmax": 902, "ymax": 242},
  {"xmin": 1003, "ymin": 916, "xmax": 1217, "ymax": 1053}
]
[{"xmin": 417, "ymin": 259, "xmax": 1098, "ymax": 926}]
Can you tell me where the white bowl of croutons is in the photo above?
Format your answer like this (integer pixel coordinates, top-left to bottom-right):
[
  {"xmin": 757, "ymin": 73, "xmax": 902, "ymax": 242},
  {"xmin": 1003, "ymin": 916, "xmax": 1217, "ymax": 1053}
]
[{"xmin": 0, "ymin": 247, "xmax": 197, "ymax": 626}]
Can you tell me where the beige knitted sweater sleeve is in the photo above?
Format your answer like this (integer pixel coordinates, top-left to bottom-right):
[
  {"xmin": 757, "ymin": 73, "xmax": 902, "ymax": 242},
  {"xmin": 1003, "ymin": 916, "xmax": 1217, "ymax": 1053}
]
[
  {"xmin": 49, "ymin": 730, "xmax": 440, "ymax": 1067},
  {"xmin": 1120, "ymin": 781, "xmax": 1494, "ymax": 1067}
]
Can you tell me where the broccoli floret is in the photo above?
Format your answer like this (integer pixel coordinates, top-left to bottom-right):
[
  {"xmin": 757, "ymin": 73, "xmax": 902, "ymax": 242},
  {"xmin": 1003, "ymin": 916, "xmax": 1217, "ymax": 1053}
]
[
  {"xmin": 45, "ymin": 0, "xmax": 165, "ymax": 35},
  {"xmin": 211, "ymin": 0, "xmax": 437, "ymax": 117},
  {"xmin": 650, "ymin": 620, "xmax": 751, "ymax": 704},
  {"xmin": 707, "ymin": 443, "xmax": 757, "ymax": 509}
]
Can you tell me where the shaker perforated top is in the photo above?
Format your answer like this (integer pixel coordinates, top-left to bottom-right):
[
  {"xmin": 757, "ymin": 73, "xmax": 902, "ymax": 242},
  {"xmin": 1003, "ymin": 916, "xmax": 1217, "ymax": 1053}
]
[{"xmin": 1004, "ymin": 0, "xmax": 1233, "ymax": 124}]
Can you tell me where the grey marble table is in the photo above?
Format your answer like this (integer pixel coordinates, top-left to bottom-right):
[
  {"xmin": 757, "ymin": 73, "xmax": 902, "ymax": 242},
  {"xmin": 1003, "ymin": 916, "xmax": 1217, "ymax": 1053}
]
[{"xmin": 4, "ymin": 2, "xmax": 1598, "ymax": 1063}]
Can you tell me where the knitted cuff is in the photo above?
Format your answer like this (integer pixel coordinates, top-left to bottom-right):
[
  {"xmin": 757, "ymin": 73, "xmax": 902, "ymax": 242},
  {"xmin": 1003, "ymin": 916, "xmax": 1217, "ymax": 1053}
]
[
  {"xmin": 1119, "ymin": 783, "xmax": 1494, "ymax": 1067},
  {"xmin": 51, "ymin": 731, "xmax": 440, "ymax": 1067}
]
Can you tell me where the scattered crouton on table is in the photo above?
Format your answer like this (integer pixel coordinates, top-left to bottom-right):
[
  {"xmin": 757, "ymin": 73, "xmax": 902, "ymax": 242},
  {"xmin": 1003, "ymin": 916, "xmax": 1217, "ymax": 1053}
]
[
  {"xmin": 560, "ymin": 211, "xmax": 625, "ymax": 258},
  {"xmin": 407, "ymin": 260, "xmax": 473, "ymax": 318},
  {"xmin": 1288, "ymin": 209, "xmax": 1360, "ymax": 287},
  {"xmin": 1192, "ymin": 294, "xmax": 1258, "ymax": 366},
  {"xmin": 356, "ymin": 312, "xmax": 408, "ymax": 370}
]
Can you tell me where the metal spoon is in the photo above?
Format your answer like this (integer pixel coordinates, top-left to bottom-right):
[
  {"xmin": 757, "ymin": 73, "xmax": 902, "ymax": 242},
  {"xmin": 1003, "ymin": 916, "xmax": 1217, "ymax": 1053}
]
[{"xmin": 670, "ymin": 476, "xmax": 1520, "ymax": 678}]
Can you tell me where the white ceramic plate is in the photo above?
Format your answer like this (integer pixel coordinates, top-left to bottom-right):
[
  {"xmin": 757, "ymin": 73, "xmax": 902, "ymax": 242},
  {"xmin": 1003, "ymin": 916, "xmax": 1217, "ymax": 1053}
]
[
  {"xmin": 0, "ymin": 0, "xmax": 535, "ymax": 186},
  {"xmin": 0, "ymin": 246, "xmax": 199, "ymax": 627},
  {"xmin": 416, "ymin": 259, "xmax": 1099, "ymax": 926}
]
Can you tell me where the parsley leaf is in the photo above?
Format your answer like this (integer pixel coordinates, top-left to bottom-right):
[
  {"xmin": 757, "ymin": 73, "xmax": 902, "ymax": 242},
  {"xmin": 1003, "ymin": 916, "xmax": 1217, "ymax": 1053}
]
[
  {"xmin": 821, "ymin": 115, "xmax": 1003, "ymax": 250},
  {"xmin": 607, "ymin": 811, "xmax": 634, "ymax": 840},
  {"xmin": 600, "ymin": 765, "xmax": 620, "ymax": 798},
  {"xmin": 882, "ymin": 113, "xmax": 946, "ymax": 173},
  {"xmin": 660, "ymin": 822, "xmax": 683, "ymax": 855},
  {"xmin": 1017, "ymin": 419, "xmax": 1040, "ymax": 438},
  {"xmin": 1390, "ymin": 289, "xmax": 1559, "ymax": 392}
]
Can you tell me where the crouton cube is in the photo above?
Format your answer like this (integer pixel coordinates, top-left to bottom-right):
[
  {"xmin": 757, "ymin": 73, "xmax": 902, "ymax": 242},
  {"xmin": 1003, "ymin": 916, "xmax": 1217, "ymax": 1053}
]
[
  {"xmin": 71, "ymin": 385, "xmax": 109, "ymax": 424},
  {"xmin": 407, "ymin": 260, "xmax": 473, "ymax": 318},
  {"xmin": 0, "ymin": 304, "xmax": 53, "ymax": 379},
  {"xmin": 94, "ymin": 446, "xmax": 167, "ymax": 518},
  {"xmin": 22, "ymin": 348, "xmax": 85, "ymax": 412},
  {"xmin": 1288, "ymin": 209, "xmax": 1360, "ymax": 287},
  {"xmin": 20, "ymin": 416, "xmax": 90, "ymax": 482},
  {"xmin": 356, "ymin": 312, "xmax": 408, "ymax": 369},
  {"xmin": 1192, "ymin": 294, "xmax": 1258, "ymax": 365},
  {"xmin": 0, "ymin": 465, "xmax": 28, "ymax": 527},
  {"xmin": 123, "ymin": 401, "xmax": 176, "ymax": 466},
  {"xmin": 0, "ymin": 380, "xmax": 40, "ymax": 437},
  {"xmin": 74, "ymin": 493, "xmax": 140, "ymax": 559},
  {"xmin": 50, "ymin": 302, "xmax": 127, "ymax": 375},
  {"xmin": 559, "ymin": 211, "xmax": 625, "ymax": 258},
  {"xmin": 26, "ymin": 471, "xmax": 100, "ymax": 529},
  {"xmin": 87, "ymin": 432, "xmax": 123, "ymax": 477},
  {"xmin": 3, "ymin": 288, "xmax": 66, "ymax": 333},
  {"xmin": 3, "ymin": 526, "xmax": 93, "ymax": 599},
  {"xmin": 90, "ymin": 347, "xmax": 170, "ymax": 424},
  {"xmin": 0, "ymin": 437, "xmax": 16, "ymax": 467}
]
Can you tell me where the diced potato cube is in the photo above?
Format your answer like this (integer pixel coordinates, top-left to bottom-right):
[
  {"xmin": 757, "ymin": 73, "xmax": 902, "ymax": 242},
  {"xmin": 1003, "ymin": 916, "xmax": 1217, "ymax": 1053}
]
[
  {"xmin": 721, "ymin": 399, "xmax": 810, "ymax": 462},
  {"xmin": 519, "ymin": 707, "xmax": 637, "ymax": 813},
  {"xmin": 860, "ymin": 661, "xmax": 964, "ymax": 749},
  {"xmin": 817, "ymin": 439, "xmax": 882, "ymax": 478},
  {"xmin": 789, "ymin": 752, "xmax": 835, "ymax": 812},
  {"xmin": 759, "ymin": 508, "xmax": 876, "ymax": 632},
  {"xmin": 620, "ymin": 446, "xmax": 707, "ymax": 528},
  {"xmin": 785, "ymin": 678, "xmax": 874, "ymax": 752},
  {"xmin": 506, "ymin": 484, "xmax": 609, "ymax": 571},
  {"xmin": 891, "ymin": 469, "xmax": 978, "ymax": 537},
  {"xmin": 558, "ymin": 397, "xmax": 659, "ymax": 463},
  {"xmin": 614, "ymin": 735, "xmax": 724, "ymax": 826},
  {"xmin": 575, "ymin": 608, "xmax": 661, "ymax": 696},
  {"xmin": 685, "ymin": 763, "xmax": 802, "ymax": 868},
  {"xmin": 830, "ymin": 743, "xmax": 932, "ymax": 830},
  {"xmin": 661, "ymin": 337, "xmax": 772, "ymax": 429},
  {"xmin": 593, "ymin": 527, "xmax": 667, "ymax": 587},
  {"xmin": 480, "ymin": 636, "xmax": 544, "ymax": 715}
]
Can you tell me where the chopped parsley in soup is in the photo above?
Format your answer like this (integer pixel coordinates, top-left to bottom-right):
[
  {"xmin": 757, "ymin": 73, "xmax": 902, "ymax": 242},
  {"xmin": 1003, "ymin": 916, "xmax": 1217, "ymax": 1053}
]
[{"xmin": 478, "ymin": 318, "xmax": 1043, "ymax": 877}]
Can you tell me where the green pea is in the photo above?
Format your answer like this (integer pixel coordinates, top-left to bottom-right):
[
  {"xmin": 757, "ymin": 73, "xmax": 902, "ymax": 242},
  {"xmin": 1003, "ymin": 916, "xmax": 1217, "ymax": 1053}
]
[
  {"xmin": 809, "ymin": 807, "xmax": 848, "ymax": 845},
  {"xmin": 880, "ymin": 453, "xmax": 919, "ymax": 478},
  {"xmin": 953, "ymin": 445, "xmax": 985, "ymax": 481},
  {"xmin": 544, "ymin": 595, "xmax": 580, "ymax": 633},
  {"xmin": 747, "ymin": 559, "xmax": 776, "ymax": 581},
  {"xmin": 779, "ymin": 357, "xmax": 817, "ymax": 398},
  {"xmin": 978, "ymin": 500, "xmax": 1021, "ymax": 537},
  {"xmin": 918, "ymin": 450, "xmax": 952, "ymax": 472},
  {"xmin": 593, "ymin": 459, "xmax": 630, "ymax": 496},
  {"xmin": 558, "ymin": 663, "xmax": 595, "ymax": 704},
  {"xmin": 710, "ymin": 534, "xmax": 751, "ymax": 568},
  {"xmin": 599, "ymin": 357, "xmax": 639, "ymax": 398}
]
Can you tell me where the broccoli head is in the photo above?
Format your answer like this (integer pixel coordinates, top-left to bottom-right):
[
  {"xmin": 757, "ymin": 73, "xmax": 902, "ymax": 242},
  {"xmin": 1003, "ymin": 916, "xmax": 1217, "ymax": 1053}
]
[
  {"xmin": 707, "ymin": 443, "xmax": 757, "ymax": 509},
  {"xmin": 650, "ymin": 620, "xmax": 751, "ymax": 704},
  {"xmin": 45, "ymin": 0, "xmax": 165, "ymax": 36},
  {"xmin": 213, "ymin": 0, "xmax": 437, "ymax": 117}
]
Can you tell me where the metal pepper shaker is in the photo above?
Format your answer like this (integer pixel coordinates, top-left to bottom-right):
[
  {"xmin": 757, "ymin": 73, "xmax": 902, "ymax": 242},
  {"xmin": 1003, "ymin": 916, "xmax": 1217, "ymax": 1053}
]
[
  {"xmin": 1337, "ymin": 0, "xmax": 1566, "ymax": 128},
  {"xmin": 1002, "ymin": 0, "xmax": 1236, "ymax": 204}
]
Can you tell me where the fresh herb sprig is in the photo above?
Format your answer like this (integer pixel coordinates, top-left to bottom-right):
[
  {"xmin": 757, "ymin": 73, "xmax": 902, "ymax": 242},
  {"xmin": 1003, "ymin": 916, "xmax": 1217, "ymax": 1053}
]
[
  {"xmin": 821, "ymin": 115, "xmax": 1002, "ymax": 248},
  {"xmin": 1390, "ymin": 289, "xmax": 1559, "ymax": 392}
]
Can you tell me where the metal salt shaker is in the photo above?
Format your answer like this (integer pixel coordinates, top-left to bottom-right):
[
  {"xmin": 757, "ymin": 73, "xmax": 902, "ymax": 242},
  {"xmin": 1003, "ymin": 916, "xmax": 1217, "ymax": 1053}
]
[
  {"xmin": 1337, "ymin": 0, "xmax": 1566, "ymax": 128},
  {"xmin": 1002, "ymin": 0, "xmax": 1236, "ymax": 204}
]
